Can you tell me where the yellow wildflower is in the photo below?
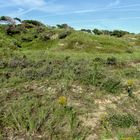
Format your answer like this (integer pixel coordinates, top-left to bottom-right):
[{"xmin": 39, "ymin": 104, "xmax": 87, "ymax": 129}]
[
  {"xmin": 127, "ymin": 79, "xmax": 134, "ymax": 86},
  {"xmin": 58, "ymin": 96, "xmax": 67, "ymax": 106},
  {"xmin": 100, "ymin": 113, "xmax": 108, "ymax": 126},
  {"xmin": 121, "ymin": 137, "xmax": 134, "ymax": 140},
  {"xmin": 100, "ymin": 113, "xmax": 108, "ymax": 120}
]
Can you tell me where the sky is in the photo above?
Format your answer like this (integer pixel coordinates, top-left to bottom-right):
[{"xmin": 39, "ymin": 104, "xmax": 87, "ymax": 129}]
[{"xmin": 0, "ymin": 0, "xmax": 140, "ymax": 33}]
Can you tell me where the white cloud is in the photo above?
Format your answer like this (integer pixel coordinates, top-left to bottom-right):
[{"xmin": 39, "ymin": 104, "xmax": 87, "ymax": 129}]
[
  {"xmin": 11, "ymin": 0, "xmax": 46, "ymax": 8},
  {"xmin": 70, "ymin": 3, "xmax": 140, "ymax": 14},
  {"xmin": 108, "ymin": 0, "xmax": 120, "ymax": 7},
  {"xmin": 17, "ymin": 8, "xmax": 24, "ymax": 13},
  {"xmin": 5, "ymin": 0, "xmax": 65, "ymax": 17},
  {"xmin": 72, "ymin": 0, "xmax": 121, "ymax": 14},
  {"xmin": 18, "ymin": 8, "xmax": 35, "ymax": 16}
]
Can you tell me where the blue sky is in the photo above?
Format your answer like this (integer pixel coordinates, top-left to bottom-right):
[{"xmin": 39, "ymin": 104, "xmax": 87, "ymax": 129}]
[{"xmin": 0, "ymin": 0, "xmax": 140, "ymax": 33}]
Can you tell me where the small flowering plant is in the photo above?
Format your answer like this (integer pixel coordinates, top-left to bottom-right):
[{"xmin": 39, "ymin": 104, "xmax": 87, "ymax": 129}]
[
  {"xmin": 121, "ymin": 137, "xmax": 134, "ymax": 140},
  {"xmin": 58, "ymin": 96, "xmax": 67, "ymax": 106},
  {"xmin": 126, "ymin": 79, "xmax": 134, "ymax": 97},
  {"xmin": 100, "ymin": 113, "xmax": 109, "ymax": 129},
  {"xmin": 127, "ymin": 80, "xmax": 134, "ymax": 86}
]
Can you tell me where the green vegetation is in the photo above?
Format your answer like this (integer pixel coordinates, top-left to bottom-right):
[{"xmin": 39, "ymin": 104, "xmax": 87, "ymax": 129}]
[{"xmin": 0, "ymin": 16, "xmax": 140, "ymax": 139}]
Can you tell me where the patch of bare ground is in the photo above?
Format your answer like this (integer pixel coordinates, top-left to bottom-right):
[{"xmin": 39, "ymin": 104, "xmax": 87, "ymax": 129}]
[
  {"xmin": 127, "ymin": 61, "xmax": 140, "ymax": 70},
  {"xmin": 80, "ymin": 89, "xmax": 140, "ymax": 140}
]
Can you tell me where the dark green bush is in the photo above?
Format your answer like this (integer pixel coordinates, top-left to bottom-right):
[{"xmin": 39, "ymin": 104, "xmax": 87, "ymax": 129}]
[
  {"xmin": 102, "ymin": 78, "xmax": 122, "ymax": 93},
  {"xmin": 22, "ymin": 20, "xmax": 45, "ymax": 27},
  {"xmin": 123, "ymin": 68, "xmax": 140, "ymax": 78},
  {"xmin": 57, "ymin": 24, "xmax": 73, "ymax": 29},
  {"xmin": 72, "ymin": 62, "xmax": 106, "ymax": 86},
  {"xmin": 126, "ymin": 48, "xmax": 134, "ymax": 53},
  {"xmin": 21, "ymin": 69, "xmax": 39, "ymax": 80},
  {"xmin": 94, "ymin": 57, "xmax": 104, "ymax": 63},
  {"xmin": 93, "ymin": 29, "xmax": 103, "ymax": 35},
  {"xmin": 111, "ymin": 30, "xmax": 129, "ymax": 37},
  {"xmin": 107, "ymin": 113, "xmax": 138, "ymax": 128},
  {"xmin": 8, "ymin": 57, "xmax": 30, "ymax": 68},
  {"xmin": 59, "ymin": 31, "xmax": 71, "ymax": 39},
  {"xmin": 106, "ymin": 57, "xmax": 117, "ymax": 65},
  {"xmin": 21, "ymin": 36, "xmax": 33, "ymax": 42},
  {"xmin": 81, "ymin": 29, "xmax": 92, "ymax": 34},
  {"xmin": 6, "ymin": 26, "xmax": 21, "ymax": 35},
  {"xmin": 39, "ymin": 66, "xmax": 53, "ymax": 77},
  {"xmin": 0, "ymin": 60, "xmax": 7, "ymax": 68},
  {"xmin": 39, "ymin": 33, "xmax": 52, "ymax": 41},
  {"xmin": 0, "ymin": 16, "xmax": 15, "ymax": 25},
  {"xmin": 36, "ymin": 26, "xmax": 46, "ymax": 33}
]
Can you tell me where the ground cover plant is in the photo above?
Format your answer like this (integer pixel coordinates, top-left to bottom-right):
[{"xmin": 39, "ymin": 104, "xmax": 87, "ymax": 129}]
[{"xmin": 0, "ymin": 17, "xmax": 140, "ymax": 140}]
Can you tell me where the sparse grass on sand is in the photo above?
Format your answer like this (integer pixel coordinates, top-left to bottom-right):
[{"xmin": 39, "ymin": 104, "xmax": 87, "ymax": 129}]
[{"xmin": 0, "ymin": 25, "xmax": 140, "ymax": 139}]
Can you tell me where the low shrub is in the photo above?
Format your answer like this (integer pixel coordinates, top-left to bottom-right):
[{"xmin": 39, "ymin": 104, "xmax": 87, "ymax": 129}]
[
  {"xmin": 8, "ymin": 57, "xmax": 30, "ymax": 68},
  {"xmin": 21, "ymin": 36, "xmax": 33, "ymax": 42},
  {"xmin": 21, "ymin": 68, "xmax": 39, "ymax": 80},
  {"xmin": 59, "ymin": 31, "xmax": 71, "ymax": 39},
  {"xmin": 0, "ymin": 60, "xmax": 7, "ymax": 68},
  {"xmin": 22, "ymin": 20, "xmax": 45, "ymax": 27},
  {"xmin": 39, "ymin": 33, "xmax": 52, "ymax": 41},
  {"xmin": 36, "ymin": 26, "xmax": 46, "ymax": 33},
  {"xmin": 6, "ymin": 26, "xmax": 21, "ymax": 36},
  {"xmin": 102, "ymin": 78, "xmax": 122, "ymax": 93},
  {"xmin": 106, "ymin": 57, "xmax": 117, "ymax": 65},
  {"xmin": 123, "ymin": 68, "xmax": 140, "ymax": 79},
  {"xmin": 106, "ymin": 113, "xmax": 138, "ymax": 128}
]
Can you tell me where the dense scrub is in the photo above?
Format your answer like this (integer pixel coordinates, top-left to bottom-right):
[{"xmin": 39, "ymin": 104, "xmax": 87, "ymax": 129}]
[{"xmin": 0, "ymin": 23, "xmax": 140, "ymax": 139}]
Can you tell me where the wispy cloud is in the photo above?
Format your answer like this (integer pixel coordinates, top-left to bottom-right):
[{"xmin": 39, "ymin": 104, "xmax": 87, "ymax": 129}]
[
  {"xmin": 2, "ymin": 0, "xmax": 140, "ymax": 17},
  {"xmin": 3, "ymin": 0, "xmax": 65, "ymax": 17},
  {"xmin": 0, "ymin": 0, "xmax": 45, "ymax": 9},
  {"xmin": 72, "ymin": 3, "xmax": 140, "ymax": 14},
  {"xmin": 108, "ymin": 0, "xmax": 120, "ymax": 7},
  {"xmin": 39, "ymin": 2, "xmax": 140, "ymax": 17},
  {"xmin": 17, "ymin": 8, "xmax": 36, "ymax": 16},
  {"xmin": 11, "ymin": 0, "xmax": 46, "ymax": 8},
  {"xmin": 72, "ymin": 0, "xmax": 121, "ymax": 14}
]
